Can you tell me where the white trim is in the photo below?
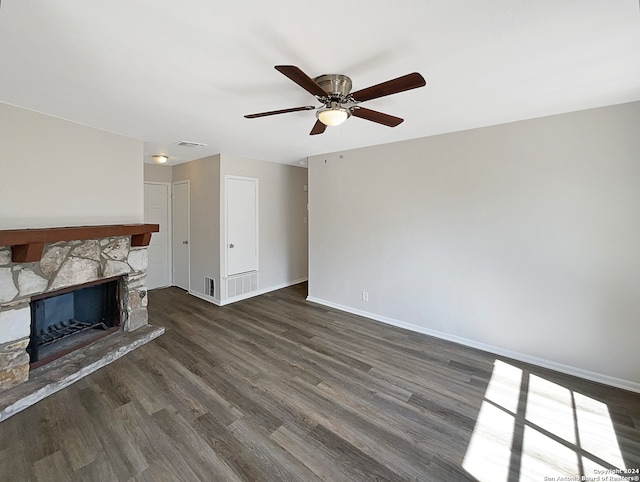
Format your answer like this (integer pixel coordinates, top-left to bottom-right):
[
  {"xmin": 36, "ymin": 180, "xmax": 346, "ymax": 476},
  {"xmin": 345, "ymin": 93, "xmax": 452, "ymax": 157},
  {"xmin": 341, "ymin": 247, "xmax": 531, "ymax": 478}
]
[
  {"xmin": 190, "ymin": 277, "xmax": 308, "ymax": 307},
  {"xmin": 189, "ymin": 290, "xmax": 222, "ymax": 306},
  {"xmin": 143, "ymin": 181, "xmax": 172, "ymax": 289},
  {"xmin": 306, "ymin": 296, "xmax": 640, "ymax": 394},
  {"xmin": 172, "ymin": 180, "xmax": 190, "ymax": 292}
]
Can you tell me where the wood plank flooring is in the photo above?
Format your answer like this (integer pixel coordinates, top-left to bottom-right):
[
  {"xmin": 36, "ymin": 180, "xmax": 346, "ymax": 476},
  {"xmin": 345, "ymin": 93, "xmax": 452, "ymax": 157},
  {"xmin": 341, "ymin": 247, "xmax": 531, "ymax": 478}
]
[{"xmin": 0, "ymin": 283, "xmax": 638, "ymax": 481}]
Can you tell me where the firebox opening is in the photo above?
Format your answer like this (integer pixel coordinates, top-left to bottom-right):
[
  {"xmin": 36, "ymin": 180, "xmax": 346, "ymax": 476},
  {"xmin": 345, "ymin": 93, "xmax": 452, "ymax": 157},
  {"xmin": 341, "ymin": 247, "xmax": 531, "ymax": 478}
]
[{"xmin": 28, "ymin": 278, "xmax": 121, "ymax": 368}]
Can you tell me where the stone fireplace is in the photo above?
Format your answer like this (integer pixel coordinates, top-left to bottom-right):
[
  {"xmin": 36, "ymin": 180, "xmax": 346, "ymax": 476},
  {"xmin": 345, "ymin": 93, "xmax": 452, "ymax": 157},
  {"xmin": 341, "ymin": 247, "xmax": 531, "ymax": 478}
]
[{"xmin": 0, "ymin": 224, "xmax": 160, "ymax": 393}]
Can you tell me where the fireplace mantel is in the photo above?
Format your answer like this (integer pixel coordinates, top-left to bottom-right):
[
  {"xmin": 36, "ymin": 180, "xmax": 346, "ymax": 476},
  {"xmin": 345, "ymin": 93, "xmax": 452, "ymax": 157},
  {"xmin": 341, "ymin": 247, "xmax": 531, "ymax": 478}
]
[{"xmin": 0, "ymin": 224, "xmax": 159, "ymax": 262}]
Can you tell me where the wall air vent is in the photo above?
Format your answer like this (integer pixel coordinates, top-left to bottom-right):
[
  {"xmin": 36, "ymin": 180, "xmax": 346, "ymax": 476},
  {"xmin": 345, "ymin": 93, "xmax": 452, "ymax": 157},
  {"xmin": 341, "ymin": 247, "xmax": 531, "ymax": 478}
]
[
  {"xmin": 176, "ymin": 141, "xmax": 207, "ymax": 148},
  {"xmin": 226, "ymin": 272, "xmax": 258, "ymax": 299},
  {"xmin": 204, "ymin": 277, "xmax": 215, "ymax": 297}
]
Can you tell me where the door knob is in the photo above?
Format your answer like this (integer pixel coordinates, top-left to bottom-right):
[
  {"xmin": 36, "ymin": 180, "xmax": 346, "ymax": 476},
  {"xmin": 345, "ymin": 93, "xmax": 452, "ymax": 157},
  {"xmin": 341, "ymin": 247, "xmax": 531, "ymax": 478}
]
[
  {"xmin": 182, "ymin": 240, "xmax": 189, "ymax": 245},
  {"xmin": 229, "ymin": 243, "xmax": 234, "ymax": 248}
]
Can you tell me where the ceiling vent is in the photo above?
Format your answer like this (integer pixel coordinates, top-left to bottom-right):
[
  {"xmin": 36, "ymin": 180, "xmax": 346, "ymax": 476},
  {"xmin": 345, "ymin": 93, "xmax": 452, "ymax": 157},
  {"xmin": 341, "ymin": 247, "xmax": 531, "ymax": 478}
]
[{"xmin": 176, "ymin": 141, "xmax": 207, "ymax": 148}]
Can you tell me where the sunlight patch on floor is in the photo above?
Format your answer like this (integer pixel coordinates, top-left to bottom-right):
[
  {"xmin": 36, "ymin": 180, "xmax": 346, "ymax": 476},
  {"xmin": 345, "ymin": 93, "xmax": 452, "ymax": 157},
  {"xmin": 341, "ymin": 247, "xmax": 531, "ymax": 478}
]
[
  {"xmin": 526, "ymin": 374, "xmax": 576, "ymax": 443},
  {"xmin": 462, "ymin": 360, "xmax": 521, "ymax": 482},
  {"xmin": 574, "ymin": 392, "xmax": 626, "ymax": 468},
  {"xmin": 520, "ymin": 426, "xmax": 579, "ymax": 480},
  {"xmin": 484, "ymin": 360, "xmax": 522, "ymax": 414},
  {"xmin": 462, "ymin": 401, "xmax": 515, "ymax": 482},
  {"xmin": 462, "ymin": 360, "xmax": 627, "ymax": 481}
]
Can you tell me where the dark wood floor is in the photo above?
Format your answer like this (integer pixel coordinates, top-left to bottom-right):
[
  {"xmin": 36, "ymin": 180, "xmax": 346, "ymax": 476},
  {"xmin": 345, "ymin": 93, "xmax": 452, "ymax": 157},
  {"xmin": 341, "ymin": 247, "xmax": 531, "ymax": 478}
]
[{"xmin": 1, "ymin": 283, "xmax": 638, "ymax": 481}]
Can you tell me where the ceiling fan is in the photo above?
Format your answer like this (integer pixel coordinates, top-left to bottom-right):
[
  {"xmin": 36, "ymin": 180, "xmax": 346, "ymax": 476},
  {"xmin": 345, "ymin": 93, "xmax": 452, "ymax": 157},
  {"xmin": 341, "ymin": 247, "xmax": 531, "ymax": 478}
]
[{"xmin": 244, "ymin": 65, "xmax": 426, "ymax": 135}]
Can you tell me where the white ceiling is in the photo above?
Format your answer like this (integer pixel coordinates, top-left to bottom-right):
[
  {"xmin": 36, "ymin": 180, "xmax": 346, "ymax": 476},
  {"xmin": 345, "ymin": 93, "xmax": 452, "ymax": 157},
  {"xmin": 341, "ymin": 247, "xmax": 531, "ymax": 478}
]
[{"xmin": 1, "ymin": 1, "xmax": 639, "ymax": 167}]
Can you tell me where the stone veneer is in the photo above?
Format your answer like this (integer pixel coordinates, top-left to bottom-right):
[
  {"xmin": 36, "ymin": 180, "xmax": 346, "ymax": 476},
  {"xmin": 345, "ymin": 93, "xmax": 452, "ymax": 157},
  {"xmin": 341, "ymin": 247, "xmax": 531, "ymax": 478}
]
[{"xmin": 0, "ymin": 236, "xmax": 149, "ymax": 390}]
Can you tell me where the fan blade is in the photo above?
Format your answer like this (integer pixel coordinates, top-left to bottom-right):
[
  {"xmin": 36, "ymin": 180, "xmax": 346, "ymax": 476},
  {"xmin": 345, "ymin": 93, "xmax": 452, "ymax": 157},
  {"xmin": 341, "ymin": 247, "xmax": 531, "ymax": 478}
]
[
  {"xmin": 310, "ymin": 120, "xmax": 326, "ymax": 135},
  {"xmin": 351, "ymin": 72, "xmax": 426, "ymax": 102},
  {"xmin": 351, "ymin": 107, "xmax": 404, "ymax": 127},
  {"xmin": 275, "ymin": 65, "xmax": 327, "ymax": 98},
  {"xmin": 244, "ymin": 105, "xmax": 316, "ymax": 118}
]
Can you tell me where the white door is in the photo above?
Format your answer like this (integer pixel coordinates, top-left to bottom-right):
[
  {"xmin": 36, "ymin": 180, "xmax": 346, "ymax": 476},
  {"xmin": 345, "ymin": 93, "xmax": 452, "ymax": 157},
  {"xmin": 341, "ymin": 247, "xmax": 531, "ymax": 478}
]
[
  {"xmin": 226, "ymin": 176, "xmax": 258, "ymax": 276},
  {"xmin": 144, "ymin": 182, "xmax": 171, "ymax": 289},
  {"xmin": 172, "ymin": 181, "xmax": 190, "ymax": 290}
]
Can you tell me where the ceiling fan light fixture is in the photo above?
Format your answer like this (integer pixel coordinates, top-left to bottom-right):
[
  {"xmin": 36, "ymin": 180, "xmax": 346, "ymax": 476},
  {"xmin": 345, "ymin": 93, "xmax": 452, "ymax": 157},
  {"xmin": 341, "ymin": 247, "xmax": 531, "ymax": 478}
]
[
  {"xmin": 317, "ymin": 106, "xmax": 350, "ymax": 127},
  {"xmin": 152, "ymin": 154, "xmax": 169, "ymax": 164}
]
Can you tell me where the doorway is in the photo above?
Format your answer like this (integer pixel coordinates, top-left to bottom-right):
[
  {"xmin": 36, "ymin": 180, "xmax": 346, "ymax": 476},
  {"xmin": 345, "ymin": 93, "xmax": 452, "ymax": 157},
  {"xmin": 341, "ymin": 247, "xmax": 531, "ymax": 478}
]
[
  {"xmin": 172, "ymin": 180, "xmax": 190, "ymax": 291},
  {"xmin": 144, "ymin": 182, "xmax": 171, "ymax": 289},
  {"xmin": 225, "ymin": 176, "xmax": 259, "ymax": 277}
]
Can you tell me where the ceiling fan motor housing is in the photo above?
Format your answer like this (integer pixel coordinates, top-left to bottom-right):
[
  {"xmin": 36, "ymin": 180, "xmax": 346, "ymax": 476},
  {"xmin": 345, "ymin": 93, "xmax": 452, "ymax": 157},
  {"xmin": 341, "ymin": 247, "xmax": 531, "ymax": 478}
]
[{"xmin": 314, "ymin": 74, "xmax": 353, "ymax": 100}]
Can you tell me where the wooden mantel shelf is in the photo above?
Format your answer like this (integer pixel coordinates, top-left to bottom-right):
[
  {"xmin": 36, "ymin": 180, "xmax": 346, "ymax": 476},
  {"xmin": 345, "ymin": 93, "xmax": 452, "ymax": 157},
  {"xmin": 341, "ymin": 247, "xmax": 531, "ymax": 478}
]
[{"xmin": 0, "ymin": 224, "xmax": 160, "ymax": 263}]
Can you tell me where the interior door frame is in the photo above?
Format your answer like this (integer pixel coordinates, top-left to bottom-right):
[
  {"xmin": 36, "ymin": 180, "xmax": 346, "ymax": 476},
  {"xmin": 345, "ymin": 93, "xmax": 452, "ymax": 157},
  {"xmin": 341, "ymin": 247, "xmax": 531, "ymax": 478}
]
[
  {"xmin": 172, "ymin": 180, "xmax": 191, "ymax": 291},
  {"xmin": 144, "ymin": 181, "xmax": 172, "ymax": 289},
  {"xmin": 224, "ymin": 175, "xmax": 259, "ymax": 277}
]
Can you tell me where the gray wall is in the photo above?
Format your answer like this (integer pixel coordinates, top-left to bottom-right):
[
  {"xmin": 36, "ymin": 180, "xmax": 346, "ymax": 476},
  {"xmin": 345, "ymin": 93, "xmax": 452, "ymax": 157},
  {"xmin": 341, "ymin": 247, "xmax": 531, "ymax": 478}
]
[
  {"xmin": 173, "ymin": 155, "xmax": 221, "ymax": 300},
  {"xmin": 308, "ymin": 101, "xmax": 640, "ymax": 390},
  {"xmin": 144, "ymin": 163, "xmax": 173, "ymax": 183},
  {"xmin": 0, "ymin": 102, "xmax": 143, "ymax": 229}
]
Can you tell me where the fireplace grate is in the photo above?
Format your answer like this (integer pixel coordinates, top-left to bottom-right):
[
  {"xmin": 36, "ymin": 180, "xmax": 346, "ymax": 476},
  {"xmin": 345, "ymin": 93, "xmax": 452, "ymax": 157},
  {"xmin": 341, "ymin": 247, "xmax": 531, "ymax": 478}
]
[{"xmin": 38, "ymin": 319, "xmax": 109, "ymax": 348}]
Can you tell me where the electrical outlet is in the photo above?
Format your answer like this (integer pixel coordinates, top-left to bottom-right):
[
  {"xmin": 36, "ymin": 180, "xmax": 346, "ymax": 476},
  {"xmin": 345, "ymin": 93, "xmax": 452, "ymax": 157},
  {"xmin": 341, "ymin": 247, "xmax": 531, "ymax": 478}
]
[{"xmin": 362, "ymin": 291, "xmax": 369, "ymax": 302}]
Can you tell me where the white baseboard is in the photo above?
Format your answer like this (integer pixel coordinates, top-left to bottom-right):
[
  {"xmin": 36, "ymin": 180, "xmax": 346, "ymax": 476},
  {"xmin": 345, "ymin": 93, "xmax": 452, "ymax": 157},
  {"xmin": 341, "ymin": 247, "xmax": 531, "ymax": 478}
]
[
  {"xmin": 188, "ymin": 277, "xmax": 308, "ymax": 307},
  {"xmin": 306, "ymin": 296, "xmax": 640, "ymax": 394},
  {"xmin": 220, "ymin": 277, "xmax": 308, "ymax": 306},
  {"xmin": 189, "ymin": 290, "xmax": 222, "ymax": 306}
]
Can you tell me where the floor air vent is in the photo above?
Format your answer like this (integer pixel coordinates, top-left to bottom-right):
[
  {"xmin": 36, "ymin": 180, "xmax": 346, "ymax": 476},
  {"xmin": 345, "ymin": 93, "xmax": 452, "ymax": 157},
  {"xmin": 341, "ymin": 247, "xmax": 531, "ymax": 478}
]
[{"xmin": 226, "ymin": 272, "xmax": 258, "ymax": 298}]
